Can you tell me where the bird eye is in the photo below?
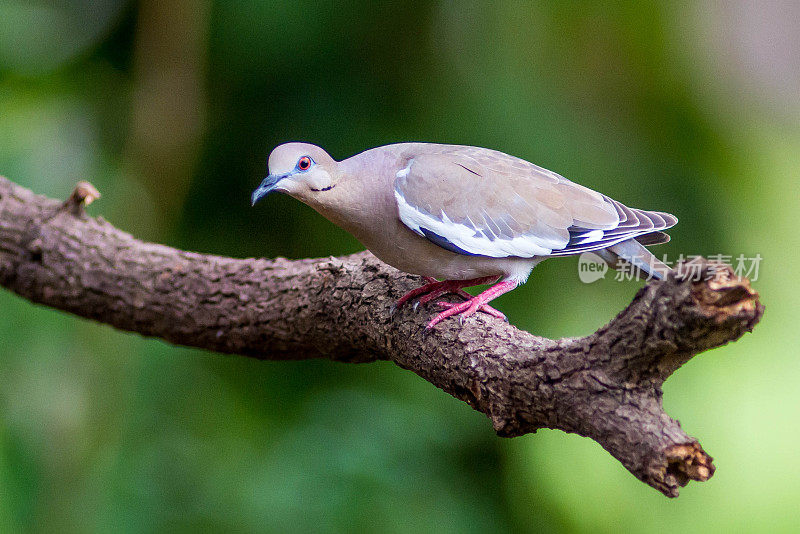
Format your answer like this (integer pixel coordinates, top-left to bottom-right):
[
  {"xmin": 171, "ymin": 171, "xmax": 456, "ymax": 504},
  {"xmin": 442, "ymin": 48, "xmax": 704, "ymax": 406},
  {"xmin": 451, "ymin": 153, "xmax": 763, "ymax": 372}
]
[{"xmin": 297, "ymin": 156, "xmax": 312, "ymax": 171}]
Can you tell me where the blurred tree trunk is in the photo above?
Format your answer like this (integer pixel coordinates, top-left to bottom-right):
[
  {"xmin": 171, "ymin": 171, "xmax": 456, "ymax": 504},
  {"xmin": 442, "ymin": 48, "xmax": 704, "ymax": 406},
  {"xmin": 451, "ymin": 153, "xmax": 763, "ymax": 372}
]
[{"xmin": 126, "ymin": 0, "xmax": 209, "ymax": 230}]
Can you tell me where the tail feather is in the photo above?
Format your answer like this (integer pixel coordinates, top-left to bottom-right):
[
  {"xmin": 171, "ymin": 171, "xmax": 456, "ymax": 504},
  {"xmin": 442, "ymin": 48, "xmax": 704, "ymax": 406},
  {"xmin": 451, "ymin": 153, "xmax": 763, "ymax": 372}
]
[{"xmin": 595, "ymin": 238, "xmax": 672, "ymax": 280}]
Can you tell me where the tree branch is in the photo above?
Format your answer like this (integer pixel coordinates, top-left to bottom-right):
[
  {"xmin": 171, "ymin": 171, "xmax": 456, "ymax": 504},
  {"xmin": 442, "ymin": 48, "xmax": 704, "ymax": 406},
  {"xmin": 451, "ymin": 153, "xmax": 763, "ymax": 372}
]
[{"xmin": 0, "ymin": 176, "xmax": 763, "ymax": 497}]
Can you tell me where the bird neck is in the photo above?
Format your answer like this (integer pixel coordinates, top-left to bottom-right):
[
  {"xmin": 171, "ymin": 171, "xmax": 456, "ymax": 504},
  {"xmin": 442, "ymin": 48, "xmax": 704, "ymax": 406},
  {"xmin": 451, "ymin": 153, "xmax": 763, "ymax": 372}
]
[{"xmin": 302, "ymin": 162, "xmax": 395, "ymax": 246}]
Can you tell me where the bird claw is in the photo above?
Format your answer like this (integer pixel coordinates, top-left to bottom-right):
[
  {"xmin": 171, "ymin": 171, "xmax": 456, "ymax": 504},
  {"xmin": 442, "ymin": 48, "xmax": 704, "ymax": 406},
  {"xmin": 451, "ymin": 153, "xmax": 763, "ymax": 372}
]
[
  {"xmin": 428, "ymin": 299, "xmax": 507, "ymax": 326},
  {"xmin": 396, "ymin": 276, "xmax": 513, "ymax": 328},
  {"xmin": 480, "ymin": 304, "xmax": 507, "ymax": 321}
]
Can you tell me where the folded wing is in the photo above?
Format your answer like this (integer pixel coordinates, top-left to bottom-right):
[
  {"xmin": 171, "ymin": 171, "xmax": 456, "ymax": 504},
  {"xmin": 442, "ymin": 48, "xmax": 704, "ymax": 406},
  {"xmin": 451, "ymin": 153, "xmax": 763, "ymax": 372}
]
[{"xmin": 393, "ymin": 146, "xmax": 676, "ymax": 258}]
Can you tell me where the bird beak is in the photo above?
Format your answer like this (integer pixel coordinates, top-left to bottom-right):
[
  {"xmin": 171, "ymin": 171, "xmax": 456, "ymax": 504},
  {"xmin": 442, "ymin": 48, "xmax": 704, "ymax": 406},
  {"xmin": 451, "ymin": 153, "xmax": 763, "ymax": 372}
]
[{"xmin": 251, "ymin": 173, "xmax": 286, "ymax": 206}]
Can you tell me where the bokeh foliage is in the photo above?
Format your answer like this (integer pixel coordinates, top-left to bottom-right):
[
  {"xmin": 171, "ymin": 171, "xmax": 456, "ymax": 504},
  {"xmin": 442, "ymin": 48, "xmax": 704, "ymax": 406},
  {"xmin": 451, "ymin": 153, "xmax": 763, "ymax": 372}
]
[{"xmin": 1, "ymin": 1, "xmax": 797, "ymax": 532}]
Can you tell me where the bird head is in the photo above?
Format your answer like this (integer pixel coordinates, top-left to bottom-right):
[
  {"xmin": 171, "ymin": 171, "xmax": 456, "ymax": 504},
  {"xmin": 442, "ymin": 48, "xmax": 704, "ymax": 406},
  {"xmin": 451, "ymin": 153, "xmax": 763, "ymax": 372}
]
[{"xmin": 251, "ymin": 142, "xmax": 338, "ymax": 206}]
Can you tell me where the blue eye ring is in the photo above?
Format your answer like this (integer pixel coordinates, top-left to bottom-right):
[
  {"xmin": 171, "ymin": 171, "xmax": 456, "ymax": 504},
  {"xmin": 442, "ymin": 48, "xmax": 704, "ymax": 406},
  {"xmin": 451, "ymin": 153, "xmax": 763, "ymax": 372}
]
[{"xmin": 297, "ymin": 156, "xmax": 313, "ymax": 171}]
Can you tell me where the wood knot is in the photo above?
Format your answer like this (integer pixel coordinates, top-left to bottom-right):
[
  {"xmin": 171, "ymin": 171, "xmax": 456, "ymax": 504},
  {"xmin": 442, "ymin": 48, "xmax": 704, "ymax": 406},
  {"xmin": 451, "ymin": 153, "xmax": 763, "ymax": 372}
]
[
  {"xmin": 648, "ymin": 441, "xmax": 715, "ymax": 497},
  {"xmin": 60, "ymin": 181, "xmax": 101, "ymax": 217},
  {"xmin": 688, "ymin": 261, "xmax": 762, "ymax": 325},
  {"xmin": 665, "ymin": 442, "xmax": 715, "ymax": 482}
]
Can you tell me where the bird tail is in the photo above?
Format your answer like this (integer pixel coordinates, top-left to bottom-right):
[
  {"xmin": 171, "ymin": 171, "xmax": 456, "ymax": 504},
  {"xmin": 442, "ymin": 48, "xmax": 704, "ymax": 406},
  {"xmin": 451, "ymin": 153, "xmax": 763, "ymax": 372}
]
[{"xmin": 594, "ymin": 238, "xmax": 672, "ymax": 280}]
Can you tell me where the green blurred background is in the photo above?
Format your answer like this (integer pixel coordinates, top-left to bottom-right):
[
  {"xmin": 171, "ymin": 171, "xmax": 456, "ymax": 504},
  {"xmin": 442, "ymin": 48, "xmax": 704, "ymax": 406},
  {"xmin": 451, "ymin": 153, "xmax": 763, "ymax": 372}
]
[{"xmin": 0, "ymin": 1, "xmax": 796, "ymax": 532}]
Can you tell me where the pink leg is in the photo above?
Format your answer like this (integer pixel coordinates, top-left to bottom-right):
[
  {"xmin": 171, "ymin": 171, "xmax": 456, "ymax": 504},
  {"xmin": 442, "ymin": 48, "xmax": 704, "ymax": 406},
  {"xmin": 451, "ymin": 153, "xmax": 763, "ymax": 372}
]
[
  {"xmin": 393, "ymin": 275, "xmax": 498, "ymax": 311},
  {"xmin": 416, "ymin": 284, "xmax": 506, "ymax": 320},
  {"xmin": 427, "ymin": 280, "xmax": 519, "ymax": 329}
]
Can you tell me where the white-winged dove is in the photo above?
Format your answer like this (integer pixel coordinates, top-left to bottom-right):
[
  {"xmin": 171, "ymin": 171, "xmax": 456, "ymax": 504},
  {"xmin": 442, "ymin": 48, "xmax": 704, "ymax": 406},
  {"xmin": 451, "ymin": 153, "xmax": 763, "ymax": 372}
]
[{"xmin": 252, "ymin": 142, "xmax": 677, "ymax": 328}]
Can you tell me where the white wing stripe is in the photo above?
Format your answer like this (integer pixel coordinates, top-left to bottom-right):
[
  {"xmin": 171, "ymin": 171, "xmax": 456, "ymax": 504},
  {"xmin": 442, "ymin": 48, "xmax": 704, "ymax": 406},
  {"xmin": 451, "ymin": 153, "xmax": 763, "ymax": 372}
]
[{"xmin": 395, "ymin": 190, "xmax": 553, "ymax": 258}]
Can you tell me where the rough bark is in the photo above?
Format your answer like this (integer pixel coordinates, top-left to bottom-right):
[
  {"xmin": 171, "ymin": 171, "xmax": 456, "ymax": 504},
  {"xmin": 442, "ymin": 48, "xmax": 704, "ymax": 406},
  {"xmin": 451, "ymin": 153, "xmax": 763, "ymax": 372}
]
[{"xmin": 0, "ymin": 176, "xmax": 763, "ymax": 497}]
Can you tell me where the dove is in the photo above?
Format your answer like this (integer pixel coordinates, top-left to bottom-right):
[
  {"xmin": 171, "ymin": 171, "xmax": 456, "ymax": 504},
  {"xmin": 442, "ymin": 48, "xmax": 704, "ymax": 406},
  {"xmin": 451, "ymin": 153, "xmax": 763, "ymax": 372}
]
[{"xmin": 251, "ymin": 142, "xmax": 677, "ymax": 328}]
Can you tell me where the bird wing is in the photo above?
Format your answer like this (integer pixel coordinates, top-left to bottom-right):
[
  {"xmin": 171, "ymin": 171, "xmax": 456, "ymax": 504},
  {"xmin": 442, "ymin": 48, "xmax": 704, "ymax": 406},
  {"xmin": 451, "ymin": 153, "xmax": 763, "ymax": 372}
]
[{"xmin": 393, "ymin": 146, "xmax": 676, "ymax": 258}]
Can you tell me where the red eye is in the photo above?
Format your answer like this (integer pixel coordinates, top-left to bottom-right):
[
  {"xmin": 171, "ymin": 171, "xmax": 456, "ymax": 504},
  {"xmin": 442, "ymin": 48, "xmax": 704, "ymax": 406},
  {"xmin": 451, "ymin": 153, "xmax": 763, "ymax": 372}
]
[{"xmin": 297, "ymin": 156, "xmax": 311, "ymax": 170}]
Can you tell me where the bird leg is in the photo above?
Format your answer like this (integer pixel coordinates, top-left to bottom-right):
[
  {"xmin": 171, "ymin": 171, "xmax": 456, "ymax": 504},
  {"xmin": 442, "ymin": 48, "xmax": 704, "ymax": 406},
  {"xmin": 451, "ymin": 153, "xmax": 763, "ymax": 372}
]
[
  {"xmin": 392, "ymin": 275, "xmax": 502, "ymax": 317},
  {"xmin": 427, "ymin": 280, "xmax": 519, "ymax": 329}
]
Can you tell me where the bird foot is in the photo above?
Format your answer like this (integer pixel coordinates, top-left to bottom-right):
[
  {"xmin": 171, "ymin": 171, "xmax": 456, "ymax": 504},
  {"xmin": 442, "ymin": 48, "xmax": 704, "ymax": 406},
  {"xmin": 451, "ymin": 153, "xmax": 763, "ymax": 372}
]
[
  {"xmin": 425, "ymin": 280, "xmax": 518, "ymax": 328},
  {"xmin": 428, "ymin": 299, "xmax": 488, "ymax": 328},
  {"xmin": 431, "ymin": 300, "xmax": 507, "ymax": 326},
  {"xmin": 422, "ymin": 288, "xmax": 505, "ymax": 320},
  {"xmin": 393, "ymin": 276, "xmax": 515, "ymax": 328},
  {"xmin": 393, "ymin": 275, "xmax": 497, "ymax": 312}
]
